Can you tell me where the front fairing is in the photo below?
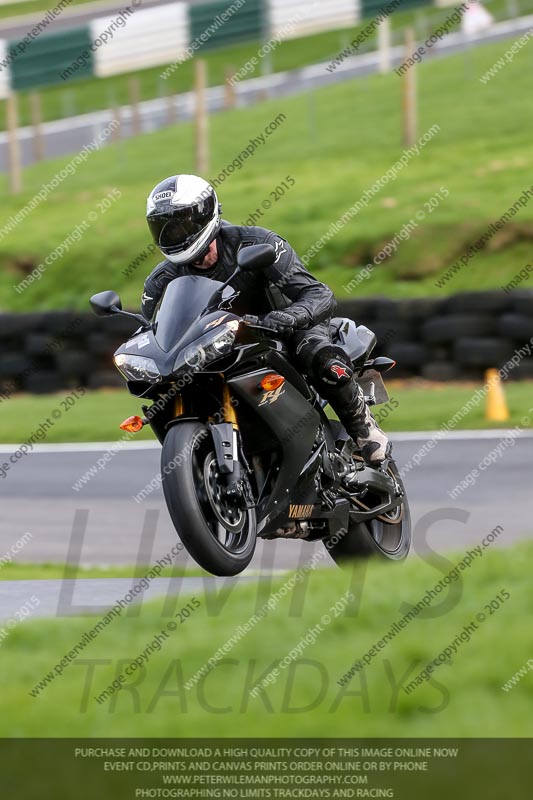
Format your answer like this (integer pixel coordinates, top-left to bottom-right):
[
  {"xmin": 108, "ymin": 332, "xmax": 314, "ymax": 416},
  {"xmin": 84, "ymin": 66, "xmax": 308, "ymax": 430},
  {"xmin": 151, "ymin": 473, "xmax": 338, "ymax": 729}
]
[
  {"xmin": 153, "ymin": 275, "xmax": 230, "ymax": 352},
  {"xmin": 114, "ymin": 275, "xmax": 240, "ymax": 384}
]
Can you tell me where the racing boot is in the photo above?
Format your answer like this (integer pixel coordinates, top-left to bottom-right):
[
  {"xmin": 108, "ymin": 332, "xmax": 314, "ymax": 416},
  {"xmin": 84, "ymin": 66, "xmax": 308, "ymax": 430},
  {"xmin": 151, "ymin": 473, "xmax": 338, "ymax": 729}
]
[{"xmin": 323, "ymin": 372, "xmax": 389, "ymax": 465}]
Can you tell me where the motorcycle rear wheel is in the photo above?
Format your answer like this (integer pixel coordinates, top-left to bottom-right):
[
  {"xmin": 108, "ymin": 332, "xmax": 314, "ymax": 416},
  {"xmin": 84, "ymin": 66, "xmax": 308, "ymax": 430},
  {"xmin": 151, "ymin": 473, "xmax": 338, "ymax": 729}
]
[{"xmin": 325, "ymin": 422, "xmax": 411, "ymax": 564}]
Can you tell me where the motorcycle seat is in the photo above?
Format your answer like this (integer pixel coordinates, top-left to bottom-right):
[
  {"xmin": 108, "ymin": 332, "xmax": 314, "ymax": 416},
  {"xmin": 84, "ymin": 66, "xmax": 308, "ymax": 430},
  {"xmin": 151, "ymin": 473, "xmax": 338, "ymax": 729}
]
[{"xmin": 330, "ymin": 317, "xmax": 377, "ymax": 362}]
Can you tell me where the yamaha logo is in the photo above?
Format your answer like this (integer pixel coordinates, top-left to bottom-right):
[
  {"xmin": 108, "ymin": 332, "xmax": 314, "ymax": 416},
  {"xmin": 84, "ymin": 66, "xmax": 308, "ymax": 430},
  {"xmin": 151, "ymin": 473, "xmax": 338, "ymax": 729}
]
[{"xmin": 289, "ymin": 504, "xmax": 314, "ymax": 519}]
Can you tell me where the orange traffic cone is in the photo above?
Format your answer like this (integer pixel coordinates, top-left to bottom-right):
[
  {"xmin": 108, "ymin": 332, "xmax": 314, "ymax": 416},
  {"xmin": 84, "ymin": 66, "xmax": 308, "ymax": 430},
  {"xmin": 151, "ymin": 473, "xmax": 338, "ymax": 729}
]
[{"xmin": 485, "ymin": 368, "xmax": 509, "ymax": 422}]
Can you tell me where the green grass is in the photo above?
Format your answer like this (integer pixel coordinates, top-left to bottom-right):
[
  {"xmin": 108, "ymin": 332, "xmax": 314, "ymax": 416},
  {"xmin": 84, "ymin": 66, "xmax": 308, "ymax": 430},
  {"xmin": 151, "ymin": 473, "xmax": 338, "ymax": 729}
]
[
  {"xmin": 365, "ymin": 379, "xmax": 533, "ymax": 431},
  {"xmin": 0, "ymin": 562, "xmax": 202, "ymax": 580},
  {"xmin": 1, "ymin": 539, "xmax": 532, "ymax": 736},
  {"xmin": 0, "ymin": 387, "xmax": 155, "ymax": 442},
  {"xmin": 2, "ymin": 34, "xmax": 533, "ymax": 310},
  {"xmin": 0, "ymin": 379, "xmax": 530, "ymax": 443}
]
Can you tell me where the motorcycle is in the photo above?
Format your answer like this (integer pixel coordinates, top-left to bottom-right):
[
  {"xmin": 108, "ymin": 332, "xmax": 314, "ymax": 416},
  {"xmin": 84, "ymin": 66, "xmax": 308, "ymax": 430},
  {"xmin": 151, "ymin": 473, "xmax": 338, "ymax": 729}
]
[{"xmin": 90, "ymin": 243, "xmax": 410, "ymax": 576}]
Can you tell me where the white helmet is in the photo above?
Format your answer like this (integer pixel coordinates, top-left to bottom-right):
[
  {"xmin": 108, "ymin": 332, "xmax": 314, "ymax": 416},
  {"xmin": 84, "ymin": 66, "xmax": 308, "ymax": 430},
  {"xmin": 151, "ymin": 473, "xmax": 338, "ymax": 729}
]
[{"xmin": 146, "ymin": 174, "xmax": 221, "ymax": 265}]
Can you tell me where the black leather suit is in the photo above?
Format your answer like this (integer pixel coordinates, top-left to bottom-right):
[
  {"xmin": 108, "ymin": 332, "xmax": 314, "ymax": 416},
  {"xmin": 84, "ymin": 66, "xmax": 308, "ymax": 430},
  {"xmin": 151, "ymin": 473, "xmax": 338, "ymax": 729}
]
[{"xmin": 141, "ymin": 222, "xmax": 373, "ymax": 446}]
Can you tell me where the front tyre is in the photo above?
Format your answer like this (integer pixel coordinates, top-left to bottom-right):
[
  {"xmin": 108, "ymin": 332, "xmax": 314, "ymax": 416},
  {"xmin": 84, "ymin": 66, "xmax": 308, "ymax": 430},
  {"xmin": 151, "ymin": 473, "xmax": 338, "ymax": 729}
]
[{"xmin": 161, "ymin": 421, "xmax": 256, "ymax": 576}]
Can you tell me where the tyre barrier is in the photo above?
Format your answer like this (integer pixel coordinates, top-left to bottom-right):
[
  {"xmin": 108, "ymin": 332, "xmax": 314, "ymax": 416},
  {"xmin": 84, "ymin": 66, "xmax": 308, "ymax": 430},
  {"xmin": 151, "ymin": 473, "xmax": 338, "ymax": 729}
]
[
  {"xmin": 0, "ymin": 311, "xmax": 137, "ymax": 398},
  {"xmin": 337, "ymin": 288, "xmax": 533, "ymax": 383},
  {"xmin": 1, "ymin": 289, "xmax": 532, "ymax": 396}
]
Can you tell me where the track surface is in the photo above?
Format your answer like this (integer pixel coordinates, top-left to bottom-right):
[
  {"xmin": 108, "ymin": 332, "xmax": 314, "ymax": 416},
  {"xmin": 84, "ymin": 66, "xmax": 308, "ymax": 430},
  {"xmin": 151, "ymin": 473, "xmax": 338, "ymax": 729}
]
[
  {"xmin": 1, "ymin": 433, "xmax": 530, "ymax": 620},
  {"xmin": 0, "ymin": 575, "xmax": 261, "ymax": 619},
  {"xmin": 1, "ymin": 433, "xmax": 529, "ymax": 566}
]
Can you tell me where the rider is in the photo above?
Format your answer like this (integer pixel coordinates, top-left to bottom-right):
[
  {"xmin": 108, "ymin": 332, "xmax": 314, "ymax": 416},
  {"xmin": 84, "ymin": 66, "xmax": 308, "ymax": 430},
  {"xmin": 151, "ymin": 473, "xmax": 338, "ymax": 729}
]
[{"xmin": 141, "ymin": 174, "xmax": 389, "ymax": 464}]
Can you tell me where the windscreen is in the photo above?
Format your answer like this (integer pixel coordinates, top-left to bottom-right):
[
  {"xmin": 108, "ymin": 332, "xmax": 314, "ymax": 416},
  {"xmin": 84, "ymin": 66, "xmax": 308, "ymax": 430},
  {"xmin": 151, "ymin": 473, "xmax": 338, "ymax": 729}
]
[{"xmin": 153, "ymin": 275, "xmax": 223, "ymax": 352}]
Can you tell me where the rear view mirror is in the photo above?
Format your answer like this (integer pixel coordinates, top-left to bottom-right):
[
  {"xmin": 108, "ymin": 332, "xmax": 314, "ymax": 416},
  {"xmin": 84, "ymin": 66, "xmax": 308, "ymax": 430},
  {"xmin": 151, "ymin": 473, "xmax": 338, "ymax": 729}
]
[
  {"xmin": 237, "ymin": 243, "xmax": 276, "ymax": 272},
  {"xmin": 90, "ymin": 291, "xmax": 122, "ymax": 317}
]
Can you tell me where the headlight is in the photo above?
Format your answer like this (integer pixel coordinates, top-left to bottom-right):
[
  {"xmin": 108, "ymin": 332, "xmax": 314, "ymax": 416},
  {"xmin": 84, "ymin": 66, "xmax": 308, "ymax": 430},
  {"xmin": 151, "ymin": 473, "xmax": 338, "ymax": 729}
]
[
  {"xmin": 176, "ymin": 322, "xmax": 238, "ymax": 374},
  {"xmin": 184, "ymin": 344, "xmax": 206, "ymax": 369},
  {"xmin": 114, "ymin": 354, "xmax": 161, "ymax": 383}
]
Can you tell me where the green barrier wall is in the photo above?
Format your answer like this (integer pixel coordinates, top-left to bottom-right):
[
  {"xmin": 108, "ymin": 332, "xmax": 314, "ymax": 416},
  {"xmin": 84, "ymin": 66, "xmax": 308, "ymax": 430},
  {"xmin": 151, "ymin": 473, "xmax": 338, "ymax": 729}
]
[
  {"xmin": 361, "ymin": 0, "xmax": 431, "ymax": 17},
  {"xmin": 189, "ymin": 0, "xmax": 264, "ymax": 50},
  {"xmin": 9, "ymin": 26, "xmax": 94, "ymax": 90}
]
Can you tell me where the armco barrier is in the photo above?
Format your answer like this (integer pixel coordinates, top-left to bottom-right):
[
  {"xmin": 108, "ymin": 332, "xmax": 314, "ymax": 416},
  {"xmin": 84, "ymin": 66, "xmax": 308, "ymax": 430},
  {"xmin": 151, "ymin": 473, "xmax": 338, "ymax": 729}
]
[{"xmin": 1, "ymin": 290, "xmax": 533, "ymax": 395}]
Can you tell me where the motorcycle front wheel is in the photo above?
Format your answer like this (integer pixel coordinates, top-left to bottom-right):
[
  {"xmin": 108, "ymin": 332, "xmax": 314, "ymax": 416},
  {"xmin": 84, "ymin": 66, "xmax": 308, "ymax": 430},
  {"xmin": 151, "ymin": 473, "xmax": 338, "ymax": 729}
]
[{"xmin": 161, "ymin": 421, "xmax": 257, "ymax": 576}]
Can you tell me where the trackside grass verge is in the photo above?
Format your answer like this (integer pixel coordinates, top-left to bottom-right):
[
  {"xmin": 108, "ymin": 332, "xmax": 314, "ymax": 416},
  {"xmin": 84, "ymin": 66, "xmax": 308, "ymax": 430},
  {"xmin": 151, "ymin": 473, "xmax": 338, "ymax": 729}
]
[
  {"xmin": 1, "ymin": 539, "xmax": 532, "ymax": 736},
  {"xmin": 0, "ymin": 380, "xmax": 532, "ymax": 444}
]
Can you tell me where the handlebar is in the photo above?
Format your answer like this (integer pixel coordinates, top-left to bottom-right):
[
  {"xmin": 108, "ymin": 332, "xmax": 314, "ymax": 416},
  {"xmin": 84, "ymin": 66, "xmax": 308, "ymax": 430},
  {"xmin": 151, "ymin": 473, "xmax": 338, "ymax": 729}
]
[
  {"xmin": 241, "ymin": 315, "xmax": 281, "ymax": 334},
  {"xmin": 242, "ymin": 314, "xmax": 287, "ymax": 339}
]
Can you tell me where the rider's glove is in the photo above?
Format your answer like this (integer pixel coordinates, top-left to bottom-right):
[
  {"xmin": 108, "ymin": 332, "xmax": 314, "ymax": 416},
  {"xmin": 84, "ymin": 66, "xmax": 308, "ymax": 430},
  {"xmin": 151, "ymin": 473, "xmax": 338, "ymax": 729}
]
[{"xmin": 257, "ymin": 308, "xmax": 311, "ymax": 336}]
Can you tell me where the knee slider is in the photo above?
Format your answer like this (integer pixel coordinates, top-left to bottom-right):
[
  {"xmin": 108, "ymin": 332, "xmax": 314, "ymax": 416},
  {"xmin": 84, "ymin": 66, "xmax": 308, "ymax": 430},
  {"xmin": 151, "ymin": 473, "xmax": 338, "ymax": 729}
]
[{"xmin": 313, "ymin": 346, "xmax": 353, "ymax": 386}]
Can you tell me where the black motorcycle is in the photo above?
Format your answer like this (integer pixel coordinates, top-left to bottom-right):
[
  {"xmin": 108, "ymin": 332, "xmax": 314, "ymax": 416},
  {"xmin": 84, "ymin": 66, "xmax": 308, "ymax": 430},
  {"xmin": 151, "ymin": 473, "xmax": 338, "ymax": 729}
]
[{"xmin": 90, "ymin": 244, "xmax": 410, "ymax": 576}]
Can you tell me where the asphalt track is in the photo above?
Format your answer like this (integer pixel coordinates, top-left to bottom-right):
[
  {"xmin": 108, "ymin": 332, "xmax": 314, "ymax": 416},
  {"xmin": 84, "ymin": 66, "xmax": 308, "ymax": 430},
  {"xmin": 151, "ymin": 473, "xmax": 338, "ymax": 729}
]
[
  {"xmin": 2, "ymin": 14, "xmax": 533, "ymax": 171},
  {"xmin": 1, "ymin": 432, "xmax": 530, "ymax": 564},
  {"xmin": 0, "ymin": 575, "xmax": 260, "ymax": 619},
  {"xmin": 1, "ymin": 432, "xmax": 531, "ymax": 620}
]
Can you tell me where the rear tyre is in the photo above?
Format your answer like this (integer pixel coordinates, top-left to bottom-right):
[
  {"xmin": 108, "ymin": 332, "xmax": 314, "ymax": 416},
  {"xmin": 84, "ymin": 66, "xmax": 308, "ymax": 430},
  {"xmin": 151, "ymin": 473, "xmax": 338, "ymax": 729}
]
[
  {"xmin": 161, "ymin": 421, "xmax": 256, "ymax": 576},
  {"xmin": 325, "ymin": 422, "xmax": 411, "ymax": 565}
]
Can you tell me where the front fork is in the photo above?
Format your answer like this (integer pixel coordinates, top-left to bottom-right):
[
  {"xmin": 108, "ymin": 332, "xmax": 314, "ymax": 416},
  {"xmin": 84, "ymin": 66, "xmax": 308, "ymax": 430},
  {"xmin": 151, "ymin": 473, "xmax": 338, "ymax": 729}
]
[
  {"xmin": 210, "ymin": 384, "xmax": 240, "ymax": 479},
  {"xmin": 212, "ymin": 384, "xmax": 253, "ymax": 505},
  {"xmin": 174, "ymin": 384, "xmax": 251, "ymax": 505}
]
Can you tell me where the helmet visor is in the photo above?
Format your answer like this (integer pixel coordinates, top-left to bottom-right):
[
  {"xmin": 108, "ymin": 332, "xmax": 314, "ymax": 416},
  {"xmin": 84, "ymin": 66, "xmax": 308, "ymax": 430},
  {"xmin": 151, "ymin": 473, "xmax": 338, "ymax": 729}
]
[{"xmin": 148, "ymin": 195, "xmax": 216, "ymax": 253}]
